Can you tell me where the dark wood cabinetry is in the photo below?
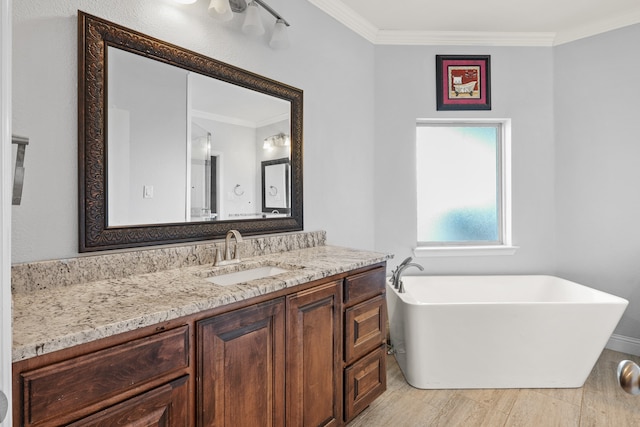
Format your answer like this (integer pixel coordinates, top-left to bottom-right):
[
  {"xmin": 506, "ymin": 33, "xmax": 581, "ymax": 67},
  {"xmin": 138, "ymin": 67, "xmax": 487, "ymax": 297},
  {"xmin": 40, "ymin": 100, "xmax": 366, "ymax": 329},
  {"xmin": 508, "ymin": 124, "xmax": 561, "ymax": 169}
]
[
  {"xmin": 13, "ymin": 262, "xmax": 387, "ymax": 427},
  {"xmin": 342, "ymin": 267, "xmax": 387, "ymax": 424},
  {"xmin": 287, "ymin": 280, "xmax": 342, "ymax": 426},
  {"xmin": 197, "ymin": 298, "xmax": 285, "ymax": 427},
  {"xmin": 67, "ymin": 376, "xmax": 190, "ymax": 427},
  {"xmin": 344, "ymin": 345, "xmax": 386, "ymax": 421},
  {"xmin": 344, "ymin": 294, "xmax": 386, "ymax": 364},
  {"xmin": 16, "ymin": 326, "xmax": 190, "ymax": 427}
]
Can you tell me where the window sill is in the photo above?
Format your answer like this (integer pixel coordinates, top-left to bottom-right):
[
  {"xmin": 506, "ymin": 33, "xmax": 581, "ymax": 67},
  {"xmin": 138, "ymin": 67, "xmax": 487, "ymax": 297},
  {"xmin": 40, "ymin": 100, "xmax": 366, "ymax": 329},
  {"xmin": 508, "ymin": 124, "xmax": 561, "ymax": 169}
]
[{"xmin": 413, "ymin": 245, "xmax": 519, "ymax": 257}]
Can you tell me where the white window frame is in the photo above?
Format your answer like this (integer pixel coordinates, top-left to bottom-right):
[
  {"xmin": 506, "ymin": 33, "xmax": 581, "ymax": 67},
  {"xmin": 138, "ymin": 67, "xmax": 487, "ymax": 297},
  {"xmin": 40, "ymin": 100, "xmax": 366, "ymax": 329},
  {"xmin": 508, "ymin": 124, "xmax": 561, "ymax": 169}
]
[{"xmin": 413, "ymin": 118, "xmax": 518, "ymax": 257}]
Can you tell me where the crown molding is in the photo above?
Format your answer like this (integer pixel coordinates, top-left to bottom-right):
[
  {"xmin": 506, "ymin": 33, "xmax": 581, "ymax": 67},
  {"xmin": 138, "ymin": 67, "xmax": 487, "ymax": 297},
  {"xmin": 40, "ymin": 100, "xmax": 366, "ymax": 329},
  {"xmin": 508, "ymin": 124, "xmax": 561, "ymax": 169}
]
[
  {"xmin": 553, "ymin": 7, "xmax": 640, "ymax": 45},
  {"xmin": 375, "ymin": 30, "xmax": 556, "ymax": 47},
  {"xmin": 307, "ymin": 0, "xmax": 378, "ymax": 42},
  {"xmin": 308, "ymin": 0, "xmax": 640, "ymax": 47}
]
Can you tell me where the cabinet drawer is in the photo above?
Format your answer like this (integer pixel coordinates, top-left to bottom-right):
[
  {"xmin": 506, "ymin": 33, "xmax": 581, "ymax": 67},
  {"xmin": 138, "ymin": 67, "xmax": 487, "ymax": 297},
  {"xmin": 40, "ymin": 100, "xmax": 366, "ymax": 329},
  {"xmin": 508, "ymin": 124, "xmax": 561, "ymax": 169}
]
[
  {"xmin": 67, "ymin": 376, "xmax": 189, "ymax": 427},
  {"xmin": 344, "ymin": 345, "xmax": 387, "ymax": 423},
  {"xmin": 344, "ymin": 294, "xmax": 387, "ymax": 364},
  {"xmin": 344, "ymin": 267, "xmax": 386, "ymax": 307},
  {"xmin": 20, "ymin": 326, "xmax": 189, "ymax": 426}
]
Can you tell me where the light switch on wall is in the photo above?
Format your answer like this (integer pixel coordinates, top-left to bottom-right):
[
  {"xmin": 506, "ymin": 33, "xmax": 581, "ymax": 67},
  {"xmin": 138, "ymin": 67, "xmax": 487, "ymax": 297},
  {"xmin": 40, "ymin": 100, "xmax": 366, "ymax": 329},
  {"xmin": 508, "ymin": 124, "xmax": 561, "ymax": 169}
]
[{"xmin": 143, "ymin": 185, "xmax": 153, "ymax": 199}]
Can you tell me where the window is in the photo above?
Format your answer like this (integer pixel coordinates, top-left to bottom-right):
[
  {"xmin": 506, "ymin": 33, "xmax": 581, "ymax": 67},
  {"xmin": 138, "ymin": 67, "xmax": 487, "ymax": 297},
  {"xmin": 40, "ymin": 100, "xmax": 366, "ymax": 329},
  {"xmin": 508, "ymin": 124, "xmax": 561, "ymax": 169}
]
[{"xmin": 415, "ymin": 120, "xmax": 515, "ymax": 256}]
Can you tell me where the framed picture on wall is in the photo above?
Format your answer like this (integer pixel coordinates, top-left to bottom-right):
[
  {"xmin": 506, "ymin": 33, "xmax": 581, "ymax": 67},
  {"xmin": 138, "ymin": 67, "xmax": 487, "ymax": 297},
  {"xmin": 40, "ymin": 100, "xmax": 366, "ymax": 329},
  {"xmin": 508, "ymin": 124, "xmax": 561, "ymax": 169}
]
[{"xmin": 436, "ymin": 55, "xmax": 491, "ymax": 110}]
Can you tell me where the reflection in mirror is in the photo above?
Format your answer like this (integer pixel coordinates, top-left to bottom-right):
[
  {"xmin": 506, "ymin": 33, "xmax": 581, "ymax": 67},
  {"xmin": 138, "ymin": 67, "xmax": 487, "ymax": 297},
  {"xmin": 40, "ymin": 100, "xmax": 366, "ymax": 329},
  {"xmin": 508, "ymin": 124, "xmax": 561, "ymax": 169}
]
[
  {"xmin": 190, "ymin": 123, "xmax": 216, "ymax": 221},
  {"xmin": 79, "ymin": 12, "xmax": 303, "ymax": 251},
  {"xmin": 107, "ymin": 47, "xmax": 189, "ymax": 226},
  {"xmin": 188, "ymin": 71, "xmax": 291, "ymax": 222},
  {"xmin": 262, "ymin": 158, "xmax": 290, "ymax": 214},
  {"xmin": 107, "ymin": 47, "xmax": 292, "ymax": 226}
]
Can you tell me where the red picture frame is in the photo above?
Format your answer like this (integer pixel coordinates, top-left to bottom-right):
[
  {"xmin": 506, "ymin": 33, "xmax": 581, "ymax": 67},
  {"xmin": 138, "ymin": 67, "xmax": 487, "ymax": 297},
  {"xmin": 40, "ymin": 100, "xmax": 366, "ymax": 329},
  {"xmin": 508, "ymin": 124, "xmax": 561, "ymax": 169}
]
[{"xmin": 436, "ymin": 55, "xmax": 491, "ymax": 110}]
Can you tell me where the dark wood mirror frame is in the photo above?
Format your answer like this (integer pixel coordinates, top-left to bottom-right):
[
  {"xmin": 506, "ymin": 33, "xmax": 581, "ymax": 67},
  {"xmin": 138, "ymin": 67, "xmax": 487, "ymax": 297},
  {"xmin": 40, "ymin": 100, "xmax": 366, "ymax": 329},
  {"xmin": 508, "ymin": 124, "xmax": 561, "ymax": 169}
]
[{"xmin": 78, "ymin": 11, "xmax": 303, "ymax": 252}]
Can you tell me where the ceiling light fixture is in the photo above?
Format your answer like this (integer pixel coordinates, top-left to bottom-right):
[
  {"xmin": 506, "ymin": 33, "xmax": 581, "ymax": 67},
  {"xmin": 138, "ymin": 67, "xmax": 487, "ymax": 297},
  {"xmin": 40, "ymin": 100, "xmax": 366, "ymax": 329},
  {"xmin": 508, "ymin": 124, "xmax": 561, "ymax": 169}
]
[
  {"xmin": 208, "ymin": 0, "xmax": 234, "ymax": 22},
  {"xmin": 269, "ymin": 18, "xmax": 289, "ymax": 49},
  {"xmin": 242, "ymin": 1, "xmax": 265, "ymax": 36},
  {"xmin": 179, "ymin": 0, "xmax": 290, "ymax": 49}
]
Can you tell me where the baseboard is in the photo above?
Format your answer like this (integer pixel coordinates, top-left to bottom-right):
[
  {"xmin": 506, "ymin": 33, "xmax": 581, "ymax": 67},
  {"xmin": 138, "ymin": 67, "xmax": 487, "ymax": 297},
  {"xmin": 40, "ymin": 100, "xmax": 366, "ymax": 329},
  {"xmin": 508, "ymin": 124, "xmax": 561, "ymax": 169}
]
[{"xmin": 606, "ymin": 334, "xmax": 640, "ymax": 356}]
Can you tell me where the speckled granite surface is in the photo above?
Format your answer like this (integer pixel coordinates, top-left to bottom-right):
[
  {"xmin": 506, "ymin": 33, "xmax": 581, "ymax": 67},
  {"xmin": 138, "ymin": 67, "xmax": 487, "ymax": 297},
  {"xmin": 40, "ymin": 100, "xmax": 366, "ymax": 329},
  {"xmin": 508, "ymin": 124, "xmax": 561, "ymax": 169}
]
[
  {"xmin": 12, "ymin": 244, "xmax": 391, "ymax": 362},
  {"xmin": 11, "ymin": 231, "xmax": 326, "ymax": 293}
]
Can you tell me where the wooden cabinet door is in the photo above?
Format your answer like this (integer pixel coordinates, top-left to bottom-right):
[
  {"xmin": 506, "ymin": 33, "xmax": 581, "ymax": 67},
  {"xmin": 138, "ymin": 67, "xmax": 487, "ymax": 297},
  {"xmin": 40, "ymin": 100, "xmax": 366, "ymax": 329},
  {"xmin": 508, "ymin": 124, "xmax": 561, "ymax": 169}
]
[
  {"xmin": 287, "ymin": 280, "xmax": 342, "ymax": 427},
  {"xmin": 67, "ymin": 376, "xmax": 189, "ymax": 427},
  {"xmin": 197, "ymin": 298, "xmax": 285, "ymax": 427}
]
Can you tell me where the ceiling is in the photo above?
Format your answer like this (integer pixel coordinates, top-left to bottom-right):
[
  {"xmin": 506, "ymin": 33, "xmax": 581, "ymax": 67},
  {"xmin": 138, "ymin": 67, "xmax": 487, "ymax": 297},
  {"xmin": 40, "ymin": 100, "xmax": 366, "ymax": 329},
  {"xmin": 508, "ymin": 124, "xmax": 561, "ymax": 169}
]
[{"xmin": 308, "ymin": 0, "xmax": 640, "ymax": 46}]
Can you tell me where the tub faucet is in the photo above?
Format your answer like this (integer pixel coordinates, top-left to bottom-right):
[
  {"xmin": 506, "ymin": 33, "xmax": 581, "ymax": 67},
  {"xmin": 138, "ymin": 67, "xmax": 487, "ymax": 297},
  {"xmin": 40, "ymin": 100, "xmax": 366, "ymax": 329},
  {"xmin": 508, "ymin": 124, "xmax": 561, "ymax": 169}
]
[
  {"xmin": 215, "ymin": 229, "xmax": 244, "ymax": 266},
  {"xmin": 390, "ymin": 257, "xmax": 424, "ymax": 293},
  {"xmin": 389, "ymin": 257, "xmax": 410, "ymax": 288}
]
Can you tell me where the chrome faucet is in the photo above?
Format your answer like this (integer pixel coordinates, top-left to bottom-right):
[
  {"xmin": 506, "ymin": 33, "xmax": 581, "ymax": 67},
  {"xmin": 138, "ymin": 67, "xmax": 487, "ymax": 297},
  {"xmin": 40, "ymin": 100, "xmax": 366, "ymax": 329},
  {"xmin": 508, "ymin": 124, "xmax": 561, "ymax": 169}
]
[
  {"xmin": 215, "ymin": 229, "xmax": 244, "ymax": 266},
  {"xmin": 389, "ymin": 257, "xmax": 423, "ymax": 293},
  {"xmin": 389, "ymin": 257, "xmax": 411, "ymax": 287}
]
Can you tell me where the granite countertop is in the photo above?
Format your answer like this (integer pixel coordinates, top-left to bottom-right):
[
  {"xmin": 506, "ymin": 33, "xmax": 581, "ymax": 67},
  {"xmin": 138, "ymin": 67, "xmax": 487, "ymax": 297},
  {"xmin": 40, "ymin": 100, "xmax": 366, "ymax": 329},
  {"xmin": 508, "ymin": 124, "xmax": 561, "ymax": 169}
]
[{"xmin": 12, "ymin": 245, "xmax": 390, "ymax": 362}]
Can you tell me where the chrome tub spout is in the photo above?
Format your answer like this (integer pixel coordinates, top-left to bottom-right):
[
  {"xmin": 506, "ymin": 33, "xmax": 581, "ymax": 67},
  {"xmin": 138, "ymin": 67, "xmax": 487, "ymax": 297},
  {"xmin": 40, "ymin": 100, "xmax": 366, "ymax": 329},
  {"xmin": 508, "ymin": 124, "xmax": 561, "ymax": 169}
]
[{"xmin": 389, "ymin": 257, "xmax": 424, "ymax": 293}]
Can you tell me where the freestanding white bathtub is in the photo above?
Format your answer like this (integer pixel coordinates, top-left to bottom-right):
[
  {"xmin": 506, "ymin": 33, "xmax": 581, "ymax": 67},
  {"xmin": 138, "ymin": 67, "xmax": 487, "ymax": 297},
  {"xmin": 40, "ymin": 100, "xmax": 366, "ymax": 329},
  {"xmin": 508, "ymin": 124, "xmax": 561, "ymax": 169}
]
[{"xmin": 386, "ymin": 275, "xmax": 628, "ymax": 389}]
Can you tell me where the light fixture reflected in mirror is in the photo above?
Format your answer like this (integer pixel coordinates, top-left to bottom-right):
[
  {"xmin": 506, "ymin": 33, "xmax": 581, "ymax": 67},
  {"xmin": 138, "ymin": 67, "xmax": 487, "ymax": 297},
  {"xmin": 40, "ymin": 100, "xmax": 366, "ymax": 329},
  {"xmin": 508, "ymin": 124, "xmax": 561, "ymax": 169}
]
[
  {"xmin": 182, "ymin": 0, "xmax": 290, "ymax": 49},
  {"xmin": 263, "ymin": 133, "xmax": 290, "ymax": 150}
]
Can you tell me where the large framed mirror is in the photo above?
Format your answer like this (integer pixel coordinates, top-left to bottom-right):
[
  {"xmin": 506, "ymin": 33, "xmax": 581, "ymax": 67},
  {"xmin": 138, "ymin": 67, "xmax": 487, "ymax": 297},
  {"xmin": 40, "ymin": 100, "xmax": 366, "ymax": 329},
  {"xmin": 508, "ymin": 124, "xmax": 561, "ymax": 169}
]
[{"xmin": 78, "ymin": 11, "xmax": 303, "ymax": 252}]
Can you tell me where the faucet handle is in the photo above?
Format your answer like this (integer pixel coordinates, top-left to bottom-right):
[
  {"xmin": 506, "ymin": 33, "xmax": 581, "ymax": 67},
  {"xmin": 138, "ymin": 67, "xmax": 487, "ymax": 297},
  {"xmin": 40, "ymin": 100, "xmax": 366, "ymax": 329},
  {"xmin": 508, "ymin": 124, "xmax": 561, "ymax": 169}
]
[
  {"xmin": 214, "ymin": 247, "xmax": 223, "ymax": 265},
  {"xmin": 398, "ymin": 257, "xmax": 413, "ymax": 267},
  {"xmin": 389, "ymin": 266, "xmax": 398, "ymax": 282}
]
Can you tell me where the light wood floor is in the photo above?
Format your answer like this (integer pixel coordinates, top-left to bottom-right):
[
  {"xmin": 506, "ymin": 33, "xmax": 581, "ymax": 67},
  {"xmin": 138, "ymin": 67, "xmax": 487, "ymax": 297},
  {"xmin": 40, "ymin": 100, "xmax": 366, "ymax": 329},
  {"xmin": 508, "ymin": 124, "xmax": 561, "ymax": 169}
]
[{"xmin": 348, "ymin": 349, "xmax": 640, "ymax": 426}]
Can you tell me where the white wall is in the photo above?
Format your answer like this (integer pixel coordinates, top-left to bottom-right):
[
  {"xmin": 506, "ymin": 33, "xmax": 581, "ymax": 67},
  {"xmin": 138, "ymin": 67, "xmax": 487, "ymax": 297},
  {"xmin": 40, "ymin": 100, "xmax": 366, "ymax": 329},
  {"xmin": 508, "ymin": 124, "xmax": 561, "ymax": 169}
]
[
  {"xmin": 11, "ymin": 0, "xmax": 376, "ymax": 262},
  {"xmin": 371, "ymin": 29, "xmax": 640, "ymax": 345},
  {"xmin": 555, "ymin": 24, "xmax": 640, "ymax": 343},
  {"xmin": 373, "ymin": 45, "xmax": 557, "ymax": 275}
]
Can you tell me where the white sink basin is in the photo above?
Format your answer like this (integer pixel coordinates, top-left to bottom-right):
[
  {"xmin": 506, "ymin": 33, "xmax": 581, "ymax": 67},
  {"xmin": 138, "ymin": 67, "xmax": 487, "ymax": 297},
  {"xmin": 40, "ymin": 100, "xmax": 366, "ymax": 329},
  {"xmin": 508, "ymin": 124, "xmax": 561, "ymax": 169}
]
[{"xmin": 205, "ymin": 266, "xmax": 290, "ymax": 286}]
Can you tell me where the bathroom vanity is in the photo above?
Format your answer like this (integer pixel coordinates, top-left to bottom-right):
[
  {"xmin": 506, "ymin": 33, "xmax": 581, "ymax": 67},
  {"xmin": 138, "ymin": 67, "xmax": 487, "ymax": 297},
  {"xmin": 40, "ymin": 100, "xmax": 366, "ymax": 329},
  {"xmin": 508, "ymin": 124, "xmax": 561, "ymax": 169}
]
[{"xmin": 11, "ymin": 243, "xmax": 389, "ymax": 426}]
